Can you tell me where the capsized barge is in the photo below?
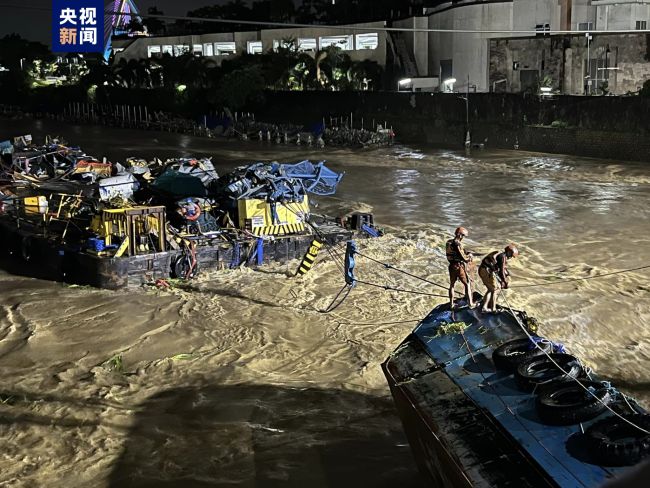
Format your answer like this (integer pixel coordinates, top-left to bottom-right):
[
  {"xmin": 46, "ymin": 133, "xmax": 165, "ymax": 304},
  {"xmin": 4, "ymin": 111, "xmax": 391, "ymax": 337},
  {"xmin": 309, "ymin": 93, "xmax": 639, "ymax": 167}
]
[{"xmin": 383, "ymin": 296, "xmax": 649, "ymax": 487}]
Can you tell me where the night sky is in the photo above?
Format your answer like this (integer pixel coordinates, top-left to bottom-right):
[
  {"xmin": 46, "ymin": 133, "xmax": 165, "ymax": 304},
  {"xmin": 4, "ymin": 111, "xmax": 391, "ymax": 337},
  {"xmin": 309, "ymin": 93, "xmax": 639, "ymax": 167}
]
[{"xmin": 1, "ymin": 0, "xmax": 235, "ymax": 45}]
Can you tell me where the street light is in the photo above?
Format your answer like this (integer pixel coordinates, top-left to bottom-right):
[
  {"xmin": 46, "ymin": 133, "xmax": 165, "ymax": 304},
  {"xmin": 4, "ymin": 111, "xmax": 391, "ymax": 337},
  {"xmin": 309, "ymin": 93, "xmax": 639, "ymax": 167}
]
[
  {"xmin": 456, "ymin": 75, "xmax": 470, "ymax": 148},
  {"xmin": 443, "ymin": 77, "xmax": 456, "ymax": 93},
  {"xmin": 398, "ymin": 78, "xmax": 412, "ymax": 91},
  {"xmin": 585, "ymin": 32, "xmax": 593, "ymax": 95}
]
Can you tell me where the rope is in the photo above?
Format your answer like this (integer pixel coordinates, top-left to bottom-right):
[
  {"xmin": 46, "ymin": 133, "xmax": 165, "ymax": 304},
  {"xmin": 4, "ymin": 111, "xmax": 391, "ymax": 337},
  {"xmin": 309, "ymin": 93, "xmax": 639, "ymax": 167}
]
[
  {"xmin": 512, "ymin": 264, "xmax": 650, "ymax": 289},
  {"xmin": 335, "ymin": 318, "xmax": 420, "ymax": 327},
  {"xmin": 321, "ymin": 284, "xmax": 354, "ymax": 314},
  {"xmin": 281, "ymin": 203, "xmax": 448, "ymax": 301},
  {"xmin": 356, "ymin": 279, "xmax": 448, "ymax": 298},
  {"xmin": 280, "ymin": 202, "xmax": 346, "ymax": 274},
  {"xmin": 356, "ymin": 251, "xmax": 448, "ymax": 290},
  {"xmin": 500, "ymin": 292, "xmax": 650, "ymax": 435}
]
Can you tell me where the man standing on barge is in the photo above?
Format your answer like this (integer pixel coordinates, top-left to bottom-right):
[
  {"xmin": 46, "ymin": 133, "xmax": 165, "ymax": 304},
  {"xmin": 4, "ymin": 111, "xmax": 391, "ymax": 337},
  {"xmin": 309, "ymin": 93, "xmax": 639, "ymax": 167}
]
[
  {"xmin": 446, "ymin": 226, "xmax": 475, "ymax": 309},
  {"xmin": 478, "ymin": 244, "xmax": 519, "ymax": 313}
]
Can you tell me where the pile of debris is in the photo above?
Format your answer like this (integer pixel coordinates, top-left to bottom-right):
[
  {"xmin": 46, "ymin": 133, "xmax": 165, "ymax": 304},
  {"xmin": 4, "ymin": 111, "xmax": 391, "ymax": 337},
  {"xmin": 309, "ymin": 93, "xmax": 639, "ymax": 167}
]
[
  {"xmin": 324, "ymin": 127, "xmax": 395, "ymax": 147},
  {"xmin": 0, "ymin": 134, "xmax": 346, "ymax": 267}
]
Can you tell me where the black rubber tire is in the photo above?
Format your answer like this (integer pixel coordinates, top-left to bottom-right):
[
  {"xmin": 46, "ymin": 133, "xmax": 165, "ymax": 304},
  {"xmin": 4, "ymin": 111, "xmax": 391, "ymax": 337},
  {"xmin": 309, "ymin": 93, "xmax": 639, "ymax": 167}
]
[
  {"xmin": 536, "ymin": 380, "xmax": 613, "ymax": 425},
  {"xmin": 515, "ymin": 353, "xmax": 583, "ymax": 391},
  {"xmin": 585, "ymin": 414, "xmax": 650, "ymax": 466},
  {"xmin": 492, "ymin": 338, "xmax": 553, "ymax": 372},
  {"xmin": 172, "ymin": 254, "xmax": 199, "ymax": 279}
]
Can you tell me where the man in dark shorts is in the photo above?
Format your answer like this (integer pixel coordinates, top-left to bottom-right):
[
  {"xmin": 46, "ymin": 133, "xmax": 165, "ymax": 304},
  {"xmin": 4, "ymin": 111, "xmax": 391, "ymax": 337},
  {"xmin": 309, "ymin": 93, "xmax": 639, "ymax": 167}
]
[
  {"xmin": 446, "ymin": 226, "xmax": 474, "ymax": 309},
  {"xmin": 479, "ymin": 244, "xmax": 519, "ymax": 313}
]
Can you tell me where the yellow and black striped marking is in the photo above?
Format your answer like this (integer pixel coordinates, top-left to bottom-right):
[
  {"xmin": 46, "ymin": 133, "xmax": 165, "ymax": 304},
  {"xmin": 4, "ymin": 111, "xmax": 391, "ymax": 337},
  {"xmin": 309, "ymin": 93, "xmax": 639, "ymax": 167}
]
[
  {"xmin": 251, "ymin": 223, "xmax": 306, "ymax": 236},
  {"xmin": 296, "ymin": 239, "xmax": 323, "ymax": 276}
]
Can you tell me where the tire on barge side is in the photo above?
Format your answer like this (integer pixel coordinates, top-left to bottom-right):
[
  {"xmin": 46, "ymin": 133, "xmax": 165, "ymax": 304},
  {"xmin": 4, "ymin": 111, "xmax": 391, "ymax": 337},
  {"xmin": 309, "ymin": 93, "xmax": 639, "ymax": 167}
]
[
  {"xmin": 514, "ymin": 353, "xmax": 583, "ymax": 391},
  {"xmin": 492, "ymin": 338, "xmax": 553, "ymax": 372},
  {"xmin": 585, "ymin": 413, "xmax": 650, "ymax": 466},
  {"xmin": 535, "ymin": 380, "xmax": 614, "ymax": 425}
]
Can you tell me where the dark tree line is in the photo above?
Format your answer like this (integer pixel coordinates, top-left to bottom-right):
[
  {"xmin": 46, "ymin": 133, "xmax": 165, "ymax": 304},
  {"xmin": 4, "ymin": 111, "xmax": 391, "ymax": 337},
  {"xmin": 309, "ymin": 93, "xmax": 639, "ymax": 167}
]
[{"xmin": 131, "ymin": 1, "xmax": 427, "ymax": 36}]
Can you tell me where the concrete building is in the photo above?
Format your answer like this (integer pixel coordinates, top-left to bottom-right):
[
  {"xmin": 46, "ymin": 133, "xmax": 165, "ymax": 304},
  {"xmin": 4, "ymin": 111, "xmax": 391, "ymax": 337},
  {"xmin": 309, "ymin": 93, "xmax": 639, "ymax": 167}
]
[
  {"xmin": 111, "ymin": 1, "xmax": 650, "ymax": 94},
  {"xmin": 489, "ymin": 33, "xmax": 650, "ymax": 95},
  {"xmin": 112, "ymin": 21, "xmax": 387, "ymax": 68},
  {"xmin": 422, "ymin": 0, "xmax": 650, "ymax": 93}
]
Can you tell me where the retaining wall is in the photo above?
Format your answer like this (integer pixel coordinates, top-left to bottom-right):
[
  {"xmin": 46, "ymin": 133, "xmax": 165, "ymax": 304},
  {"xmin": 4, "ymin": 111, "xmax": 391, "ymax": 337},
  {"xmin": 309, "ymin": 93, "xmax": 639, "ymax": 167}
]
[{"xmin": 254, "ymin": 91, "xmax": 650, "ymax": 162}]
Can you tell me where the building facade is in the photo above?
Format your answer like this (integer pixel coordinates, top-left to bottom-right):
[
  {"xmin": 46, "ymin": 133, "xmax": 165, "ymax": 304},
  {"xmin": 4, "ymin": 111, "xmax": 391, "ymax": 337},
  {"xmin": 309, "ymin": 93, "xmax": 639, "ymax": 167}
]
[
  {"xmin": 113, "ymin": 21, "xmax": 387, "ymax": 68},
  {"xmin": 423, "ymin": 0, "xmax": 650, "ymax": 93},
  {"xmin": 111, "ymin": 0, "xmax": 650, "ymax": 94}
]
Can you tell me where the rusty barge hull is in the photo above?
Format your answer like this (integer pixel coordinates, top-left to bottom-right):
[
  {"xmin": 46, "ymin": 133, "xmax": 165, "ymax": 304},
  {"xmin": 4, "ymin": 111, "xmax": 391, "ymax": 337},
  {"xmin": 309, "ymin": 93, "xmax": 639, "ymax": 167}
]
[{"xmin": 0, "ymin": 218, "xmax": 351, "ymax": 289}]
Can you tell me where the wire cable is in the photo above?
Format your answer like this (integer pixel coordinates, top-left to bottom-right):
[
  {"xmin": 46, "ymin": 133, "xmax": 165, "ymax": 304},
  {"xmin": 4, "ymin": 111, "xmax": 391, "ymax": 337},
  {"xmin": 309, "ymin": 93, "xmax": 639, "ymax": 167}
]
[
  {"xmin": 356, "ymin": 279, "xmax": 447, "ymax": 298},
  {"xmin": 321, "ymin": 283, "xmax": 354, "ymax": 313},
  {"xmin": 280, "ymin": 201, "xmax": 346, "ymax": 274},
  {"xmin": 356, "ymin": 250, "xmax": 448, "ymax": 290},
  {"xmin": 511, "ymin": 264, "xmax": 650, "ymax": 289}
]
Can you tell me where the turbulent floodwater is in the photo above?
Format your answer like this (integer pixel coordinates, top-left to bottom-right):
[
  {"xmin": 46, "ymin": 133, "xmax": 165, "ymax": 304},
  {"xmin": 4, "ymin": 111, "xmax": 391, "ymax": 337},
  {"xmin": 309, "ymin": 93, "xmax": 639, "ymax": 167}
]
[{"xmin": 1, "ymin": 118, "xmax": 649, "ymax": 487}]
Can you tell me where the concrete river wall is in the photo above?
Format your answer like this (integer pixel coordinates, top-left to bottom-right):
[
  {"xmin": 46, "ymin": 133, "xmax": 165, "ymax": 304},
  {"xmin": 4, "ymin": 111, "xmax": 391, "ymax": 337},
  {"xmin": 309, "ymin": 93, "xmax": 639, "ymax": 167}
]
[{"xmin": 255, "ymin": 92, "xmax": 650, "ymax": 162}]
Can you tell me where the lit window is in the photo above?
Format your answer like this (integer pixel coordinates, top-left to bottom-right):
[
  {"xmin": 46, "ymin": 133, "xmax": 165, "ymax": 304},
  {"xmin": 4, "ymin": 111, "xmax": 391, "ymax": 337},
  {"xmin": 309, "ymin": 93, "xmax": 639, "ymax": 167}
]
[
  {"xmin": 173, "ymin": 45, "xmax": 189, "ymax": 56},
  {"xmin": 147, "ymin": 45, "xmax": 161, "ymax": 58},
  {"xmin": 214, "ymin": 42, "xmax": 236, "ymax": 56},
  {"xmin": 298, "ymin": 38, "xmax": 317, "ymax": 52},
  {"xmin": 636, "ymin": 20, "xmax": 647, "ymax": 30},
  {"xmin": 273, "ymin": 39, "xmax": 294, "ymax": 51},
  {"xmin": 204, "ymin": 43, "xmax": 214, "ymax": 56},
  {"xmin": 247, "ymin": 41, "xmax": 263, "ymax": 54},
  {"xmin": 356, "ymin": 33, "xmax": 378, "ymax": 50},
  {"xmin": 319, "ymin": 35, "xmax": 353, "ymax": 51},
  {"xmin": 193, "ymin": 44, "xmax": 203, "ymax": 56},
  {"xmin": 162, "ymin": 45, "xmax": 173, "ymax": 56},
  {"xmin": 578, "ymin": 22, "xmax": 593, "ymax": 31}
]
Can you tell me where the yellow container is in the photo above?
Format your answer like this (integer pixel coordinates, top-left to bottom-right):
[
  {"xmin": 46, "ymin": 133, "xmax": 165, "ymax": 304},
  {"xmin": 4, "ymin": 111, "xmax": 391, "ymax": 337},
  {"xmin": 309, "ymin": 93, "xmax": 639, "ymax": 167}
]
[
  {"xmin": 237, "ymin": 196, "xmax": 309, "ymax": 236},
  {"xmin": 24, "ymin": 196, "xmax": 48, "ymax": 214},
  {"xmin": 91, "ymin": 206, "xmax": 166, "ymax": 256}
]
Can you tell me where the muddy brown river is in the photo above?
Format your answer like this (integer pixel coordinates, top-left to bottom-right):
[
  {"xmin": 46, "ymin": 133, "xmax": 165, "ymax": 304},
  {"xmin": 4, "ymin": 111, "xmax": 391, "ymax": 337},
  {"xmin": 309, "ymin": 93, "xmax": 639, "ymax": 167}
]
[{"xmin": 1, "ymin": 118, "xmax": 649, "ymax": 487}]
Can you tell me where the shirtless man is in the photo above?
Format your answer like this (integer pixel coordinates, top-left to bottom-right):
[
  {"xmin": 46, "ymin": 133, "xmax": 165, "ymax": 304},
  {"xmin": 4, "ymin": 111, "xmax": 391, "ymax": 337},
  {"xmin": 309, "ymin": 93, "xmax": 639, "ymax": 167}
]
[{"xmin": 478, "ymin": 244, "xmax": 519, "ymax": 313}]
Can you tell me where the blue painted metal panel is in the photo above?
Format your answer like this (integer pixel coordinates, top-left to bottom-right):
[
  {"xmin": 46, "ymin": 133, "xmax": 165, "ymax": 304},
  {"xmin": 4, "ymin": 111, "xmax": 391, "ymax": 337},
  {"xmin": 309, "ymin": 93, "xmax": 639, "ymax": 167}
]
[
  {"xmin": 414, "ymin": 305, "xmax": 527, "ymax": 366},
  {"xmin": 412, "ymin": 304, "xmax": 633, "ymax": 487},
  {"xmin": 445, "ymin": 359, "xmax": 606, "ymax": 487}
]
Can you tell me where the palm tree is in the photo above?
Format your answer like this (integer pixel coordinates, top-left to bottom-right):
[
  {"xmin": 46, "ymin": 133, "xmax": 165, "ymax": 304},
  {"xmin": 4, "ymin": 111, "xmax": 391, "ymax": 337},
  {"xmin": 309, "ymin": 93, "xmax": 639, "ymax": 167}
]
[
  {"xmin": 315, "ymin": 46, "xmax": 350, "ymax": 90},
  {"xmin": 287, "ymin": 53, "xmax": 317, "ymax": 90},
  {"xmin": 347, "ymin": 60, "xmax": 383, "ymax": 90},
  {"xmin": 112, "ymin": 59, "xmax": 136, "ymax": 88}
]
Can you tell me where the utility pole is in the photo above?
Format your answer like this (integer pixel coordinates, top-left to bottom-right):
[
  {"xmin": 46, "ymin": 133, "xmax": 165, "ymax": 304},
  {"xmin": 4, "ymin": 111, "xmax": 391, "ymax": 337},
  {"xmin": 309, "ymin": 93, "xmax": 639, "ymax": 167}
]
[
  {"xmin": 465, "ymin": 74, "xmax": 470, "ymax": 150},
  {"xmin": 586, "ymin": 32, "xmax": 593, "ymax": 95}
]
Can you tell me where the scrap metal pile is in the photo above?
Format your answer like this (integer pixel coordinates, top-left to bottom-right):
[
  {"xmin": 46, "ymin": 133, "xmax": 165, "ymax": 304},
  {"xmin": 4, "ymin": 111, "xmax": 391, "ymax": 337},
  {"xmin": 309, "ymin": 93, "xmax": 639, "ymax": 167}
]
[{"xmin": 0, "ymin": 135, "xmax": 345, "ymax": 266}]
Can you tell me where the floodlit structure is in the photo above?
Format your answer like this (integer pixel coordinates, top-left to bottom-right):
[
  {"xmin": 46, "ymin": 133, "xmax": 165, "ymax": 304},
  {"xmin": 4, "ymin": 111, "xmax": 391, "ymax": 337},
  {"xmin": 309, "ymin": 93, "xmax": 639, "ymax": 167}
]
[{"xmin": 104, "ymin": 0, "xmax": 145, "ymax": 61}]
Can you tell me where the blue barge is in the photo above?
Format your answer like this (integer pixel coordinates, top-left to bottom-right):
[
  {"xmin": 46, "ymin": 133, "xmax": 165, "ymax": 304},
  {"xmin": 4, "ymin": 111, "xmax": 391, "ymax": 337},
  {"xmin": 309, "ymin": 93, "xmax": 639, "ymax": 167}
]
[{"xmin": 382, "ymin": 297, "xmax": 648, "ymax": 487}]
